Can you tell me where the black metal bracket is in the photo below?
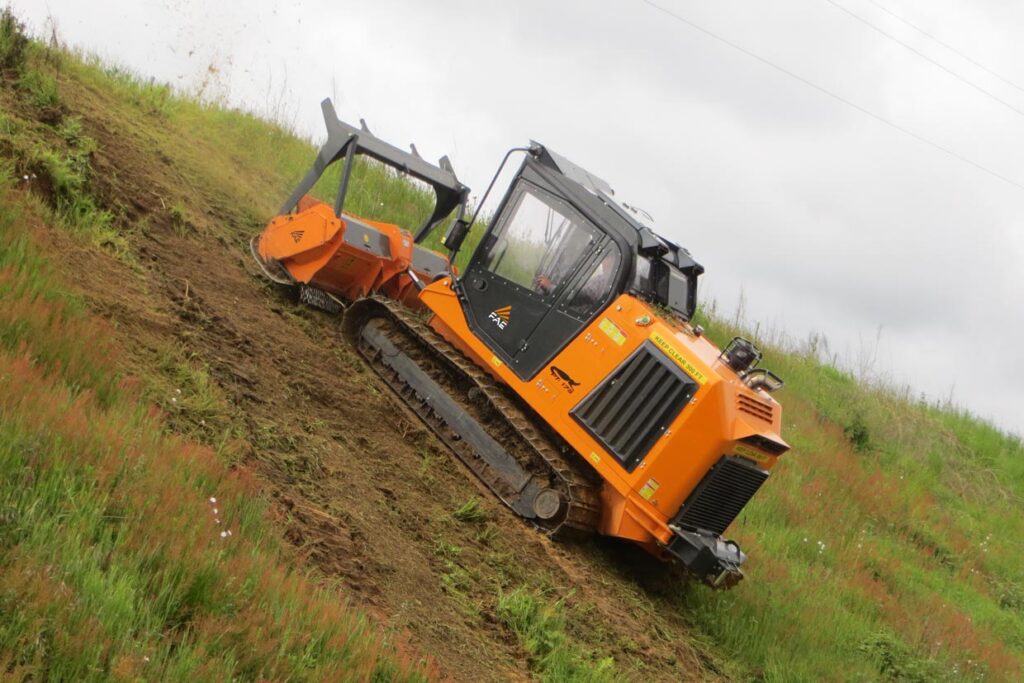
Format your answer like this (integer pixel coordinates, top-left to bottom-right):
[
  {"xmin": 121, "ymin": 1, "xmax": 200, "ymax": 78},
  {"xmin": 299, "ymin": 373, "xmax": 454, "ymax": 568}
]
[
  {"xmin": 279, "ymin": 99, "xmax": 470, "ymax": 243},
  {"xmin": 665, "ymin": 526, "xmax": 746, "ymax": 588}
]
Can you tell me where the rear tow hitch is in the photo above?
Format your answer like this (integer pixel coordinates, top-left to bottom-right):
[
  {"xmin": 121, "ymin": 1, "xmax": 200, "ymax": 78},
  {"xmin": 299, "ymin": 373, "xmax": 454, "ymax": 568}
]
[{"xmin": 666, "ymin": 525, "xmax": 746, "ymax": 589}]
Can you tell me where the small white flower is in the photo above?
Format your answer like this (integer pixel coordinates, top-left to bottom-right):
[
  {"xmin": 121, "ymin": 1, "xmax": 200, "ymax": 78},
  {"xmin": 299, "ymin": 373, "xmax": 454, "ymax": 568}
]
[
  {"xmin": 226, "ymin": 530, "xmax": 233, "ymax": 536},
  {"xmin": 209, "ymin": 497, "xmax": 217, "ymax": 504},
  {"xmin": 143, "ymin": 656, "xmax": 150, "ymax": 663},
  {"xmin": 175, "ymin": 388, "xmax": 182, "ymax": 394},
  {"xmin": 215, "ymin": 518, "xmax": 220, "ymax": 524},
  {"xmin": 170, "ymin": 397, "xmax": 177, "ymax": 403},
  {"xmin": 220, "ymin": 531, "xmax": 227, "ymax": 538},
  {"xmin": 213, "ymin": 508, "xmax": 218, "ymax": 515}
]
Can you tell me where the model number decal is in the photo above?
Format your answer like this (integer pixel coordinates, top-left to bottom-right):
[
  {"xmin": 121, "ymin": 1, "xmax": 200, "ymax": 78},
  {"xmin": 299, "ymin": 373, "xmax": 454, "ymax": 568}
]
[
  {"xmin": 549, "ymin": 366, "xmax": 581, "ymax": 394},
  {"xmin": 649, "ymin": 331, "xmax": 708, "ymax": 385}
]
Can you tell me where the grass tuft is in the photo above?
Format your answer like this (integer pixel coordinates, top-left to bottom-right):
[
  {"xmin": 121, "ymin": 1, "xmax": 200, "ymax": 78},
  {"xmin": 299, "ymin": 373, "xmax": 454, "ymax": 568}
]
[
  {"xmin": 0, "ymin": 8, "xmax": 28, "ymax": 76},
  {"xmin": 19, "ymin": 67, "xmax": 58, "ymax": 108},
  {"xmin": 496, "ymin": 588, "xmax": 616, "ymax": 682},
  {"xmin": 452, "ymin": 497, "xmax": 487, "ymax": 524}
]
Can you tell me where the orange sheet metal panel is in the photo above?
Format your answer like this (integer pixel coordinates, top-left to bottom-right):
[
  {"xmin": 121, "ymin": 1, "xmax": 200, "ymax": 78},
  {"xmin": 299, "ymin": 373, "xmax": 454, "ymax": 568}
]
[
  {"xmin": 420, "ymin": 278, "xmax": 786, "ymax": 546},
  {"xmin": 258, "ymin": 200, "xmax": 447, "ymax": 307},
  {"xmin": 258, "ymin": 203, "xmax": 344, "ymax": 282}
]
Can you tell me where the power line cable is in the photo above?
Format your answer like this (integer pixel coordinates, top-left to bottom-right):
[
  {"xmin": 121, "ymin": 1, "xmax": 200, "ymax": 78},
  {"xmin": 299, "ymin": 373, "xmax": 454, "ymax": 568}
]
[
  {"xmin": 864, "ymin": 0, "xmax": 1024, "ymax": 97},
  {"xmin": 637, "ymin": 0, "xmax": 1024, "ymax": 193},
  {"xmin": 822, "ymin": 0, "xmax": 1024, "ymax": 119}
]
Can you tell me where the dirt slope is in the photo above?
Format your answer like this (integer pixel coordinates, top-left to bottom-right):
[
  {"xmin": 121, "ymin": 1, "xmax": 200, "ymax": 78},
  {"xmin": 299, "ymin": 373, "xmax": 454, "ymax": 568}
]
[{"xmin": 22, "ymin": 61, "xmax": 731, "ymax": 681}]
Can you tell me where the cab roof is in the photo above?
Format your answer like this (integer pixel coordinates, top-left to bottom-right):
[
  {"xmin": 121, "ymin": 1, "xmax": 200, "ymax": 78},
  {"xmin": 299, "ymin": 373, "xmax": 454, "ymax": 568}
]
[{"xmin": 527, "ymin": 143, "xmax": 704, "ymax": 275}]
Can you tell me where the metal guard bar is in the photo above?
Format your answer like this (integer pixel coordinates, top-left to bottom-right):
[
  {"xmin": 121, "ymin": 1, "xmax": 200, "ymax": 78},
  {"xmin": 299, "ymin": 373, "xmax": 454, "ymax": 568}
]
[{"xmin": 279, "ymin": 98, "xmax": 469, "ymax": 242}]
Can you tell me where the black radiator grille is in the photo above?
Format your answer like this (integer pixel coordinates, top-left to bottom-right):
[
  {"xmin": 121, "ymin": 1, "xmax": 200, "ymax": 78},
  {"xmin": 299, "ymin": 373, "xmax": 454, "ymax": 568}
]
[
  {"xmin": 572, "ymin": 342, "xmax": 698, "ymax": 471},
  {"xmin": 673, "ymin": 456, "xmax": 769, "ymax": 535}
]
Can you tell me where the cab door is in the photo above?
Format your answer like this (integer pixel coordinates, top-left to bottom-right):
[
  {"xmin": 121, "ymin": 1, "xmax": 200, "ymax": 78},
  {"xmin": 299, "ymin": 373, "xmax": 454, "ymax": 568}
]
[{"xmin": 461, "ymin": 181, "xmax": 604, "ymax": 378}]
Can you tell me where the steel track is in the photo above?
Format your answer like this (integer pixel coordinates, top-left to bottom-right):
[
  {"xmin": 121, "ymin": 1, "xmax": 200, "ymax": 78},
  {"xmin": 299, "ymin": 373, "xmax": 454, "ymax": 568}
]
[{"xmin": 344, "ymin": 297, "xmax": 601, "ymax": 538}]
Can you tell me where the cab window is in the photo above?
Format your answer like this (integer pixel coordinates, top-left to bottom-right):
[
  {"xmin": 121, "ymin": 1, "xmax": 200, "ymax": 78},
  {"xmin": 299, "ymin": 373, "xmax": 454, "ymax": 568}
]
[{"xmin": 482, "ymin": 187, "xmax": 597, "ymax": 295}]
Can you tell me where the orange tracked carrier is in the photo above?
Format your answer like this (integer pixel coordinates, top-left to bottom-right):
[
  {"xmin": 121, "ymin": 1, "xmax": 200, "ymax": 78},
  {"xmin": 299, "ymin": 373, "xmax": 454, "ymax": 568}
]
[{"xmin": 254, "ymin": 99, "xmax": 789, "ymax": 588}]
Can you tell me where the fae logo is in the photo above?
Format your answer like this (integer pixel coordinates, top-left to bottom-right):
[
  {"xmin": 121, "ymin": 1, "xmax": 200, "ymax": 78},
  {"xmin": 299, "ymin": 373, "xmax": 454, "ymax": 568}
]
[{"xmin": 488, "ymin": 305, "xmax": 512, "ymax": 330}]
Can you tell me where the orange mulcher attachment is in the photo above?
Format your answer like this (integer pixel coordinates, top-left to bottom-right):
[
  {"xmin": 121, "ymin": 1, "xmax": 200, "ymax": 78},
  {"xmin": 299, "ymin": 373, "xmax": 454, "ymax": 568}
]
[{"xmin": 251, "ymin": 99, "xmax": 469, "ymax": 311}]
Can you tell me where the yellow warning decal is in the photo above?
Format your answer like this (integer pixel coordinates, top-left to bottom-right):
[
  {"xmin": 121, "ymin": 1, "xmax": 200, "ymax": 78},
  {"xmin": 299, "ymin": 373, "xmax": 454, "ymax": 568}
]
[
  {"xmin": 649, "ymin": 332, "xmax": 707, "ymax": 385},
  {"xmin": 639, "ymin": 478, "xmax": 660, "ymax": 500},
  {"xmin": 491, "ymin": 356, "xmax": 503, "ymax": 368},
  {"xmin": 598, "ymin": 318, "xmax": 626, "ymax": 346},
  {"xmin": 588, "ymin": 451, "xmax": 601, "ymax": 465},
  {"xmin": 735, "ymin": 443, "xmax": 771, "ymax": 464}
]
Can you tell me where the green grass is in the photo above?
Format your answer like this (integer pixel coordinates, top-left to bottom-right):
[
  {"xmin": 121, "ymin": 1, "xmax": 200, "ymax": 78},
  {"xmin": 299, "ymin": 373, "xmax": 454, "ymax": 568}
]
[
  {"xmin": 676, "ymin": 312, "xmax": 1024, "ymax": 680},
  {"xmin": 0, "ymin": 193, "xmax": 426, "ymax": 680},
  {"xmin": 452, "ymin": 497, "xmax": 488, "ymax": 524},
  {"xmin": 0, "ymin": 9, "xmax": 29, "ymax": 75},
  {"xmin": 496, "ymin": 589, "xmax": 616, "ymax": 682},
  {"xmin": 0, "ymin": 14, "xmax": 426, "ymax": 681}
]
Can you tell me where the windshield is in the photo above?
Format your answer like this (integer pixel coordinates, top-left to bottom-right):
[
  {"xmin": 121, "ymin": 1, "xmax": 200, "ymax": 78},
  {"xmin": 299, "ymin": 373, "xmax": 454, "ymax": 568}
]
[{"xmin": 482, "ymin": 186, "xmax": 598, "ymax": 296}]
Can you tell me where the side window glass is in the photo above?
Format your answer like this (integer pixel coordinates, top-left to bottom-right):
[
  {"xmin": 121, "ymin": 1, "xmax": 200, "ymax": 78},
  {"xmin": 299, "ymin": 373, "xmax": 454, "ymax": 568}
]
[
  {"xmin": 566, "ymin": 245, "xmax": 621, "ymax": 319},
  {"xmin": 483, "ymin": 188, "xmax": 596, "ymax": 295}
]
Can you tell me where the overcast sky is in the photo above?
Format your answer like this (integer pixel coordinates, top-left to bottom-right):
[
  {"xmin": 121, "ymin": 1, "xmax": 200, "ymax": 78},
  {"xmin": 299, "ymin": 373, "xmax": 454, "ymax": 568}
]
[{"xmin": 14, "ymin": 0, "xmax": 1024, "ymax": 435}]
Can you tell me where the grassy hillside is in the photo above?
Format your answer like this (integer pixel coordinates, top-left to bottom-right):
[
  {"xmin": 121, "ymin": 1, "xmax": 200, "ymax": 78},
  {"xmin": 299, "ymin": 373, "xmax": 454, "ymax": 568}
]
[
  {"xmin": 1, "ymin": 12, "xmax": 1022, "ymax": 681},
  {"xmin": 684, "ymin": 314, "xmax": 1024, "ymax": 680},
  {"xmin": 0, "ymin": 13, "xmax": 427, "ymax": 682}
]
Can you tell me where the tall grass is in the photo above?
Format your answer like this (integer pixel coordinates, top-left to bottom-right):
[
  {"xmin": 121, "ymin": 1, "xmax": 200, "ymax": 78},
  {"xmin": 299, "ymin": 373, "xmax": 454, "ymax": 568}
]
[
  {"xmin": 676, "ymin": 313, "xmax": 1024, "ymax": 680},
  {"xmin": 0, "ymin": 19, "xmax": 428, "ymax": 677},
  {"xmin": 0, "ymin": 188, "xmax": 427, "ymax": 681},
  {"xmin": 496, "ymin": 589, "xmax": 616, "ymax": 682}
]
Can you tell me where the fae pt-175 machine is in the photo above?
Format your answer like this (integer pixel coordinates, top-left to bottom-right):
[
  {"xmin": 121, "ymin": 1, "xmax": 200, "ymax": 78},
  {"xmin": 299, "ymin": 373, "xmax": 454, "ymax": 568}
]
[{"xmin": 252, "ymin": 100, "xmax": 789, "ymax": 587}]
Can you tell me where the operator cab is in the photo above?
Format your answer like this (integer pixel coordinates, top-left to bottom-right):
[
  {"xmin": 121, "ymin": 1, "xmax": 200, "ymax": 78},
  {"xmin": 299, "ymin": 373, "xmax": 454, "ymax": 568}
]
[{"xmin": 443, "ymin": 144, "xmax": 704, "ymax": 380}]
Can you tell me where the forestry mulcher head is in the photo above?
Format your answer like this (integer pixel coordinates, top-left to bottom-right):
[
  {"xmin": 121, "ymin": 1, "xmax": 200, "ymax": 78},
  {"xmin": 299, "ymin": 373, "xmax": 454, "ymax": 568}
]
[{"xmin": 252, "ymin": 99, "xmax": 469, "ymax": 310}]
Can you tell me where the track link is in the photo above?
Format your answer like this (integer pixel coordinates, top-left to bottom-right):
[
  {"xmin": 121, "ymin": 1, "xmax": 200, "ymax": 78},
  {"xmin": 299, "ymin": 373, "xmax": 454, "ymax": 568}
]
[{"xmin": 344, "ymin": 297, "xmax": 601, "ymax": 538}]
